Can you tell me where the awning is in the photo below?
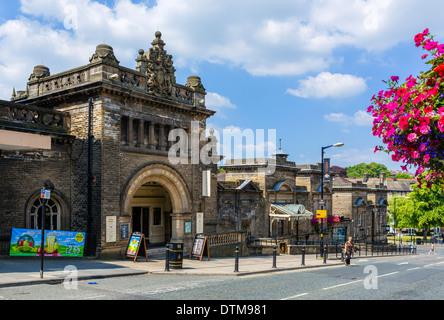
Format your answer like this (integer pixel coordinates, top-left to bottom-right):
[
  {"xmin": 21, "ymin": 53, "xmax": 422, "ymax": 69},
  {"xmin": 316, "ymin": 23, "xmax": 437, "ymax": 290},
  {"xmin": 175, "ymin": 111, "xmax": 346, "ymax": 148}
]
[{"xmin": 269, "ymin": 203, "xmax": 313, "ymax": 221}]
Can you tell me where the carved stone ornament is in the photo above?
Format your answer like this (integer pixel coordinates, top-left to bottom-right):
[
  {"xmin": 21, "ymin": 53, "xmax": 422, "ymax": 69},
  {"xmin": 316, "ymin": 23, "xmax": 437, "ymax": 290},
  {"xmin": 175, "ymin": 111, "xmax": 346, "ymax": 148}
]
[
  {"xmin": 144, "ymin": 31, "xmax": 177, "ymax": 98},
  {"xmin": 89, "ymin": 44, "xmax": 120, "ymax": 66}
]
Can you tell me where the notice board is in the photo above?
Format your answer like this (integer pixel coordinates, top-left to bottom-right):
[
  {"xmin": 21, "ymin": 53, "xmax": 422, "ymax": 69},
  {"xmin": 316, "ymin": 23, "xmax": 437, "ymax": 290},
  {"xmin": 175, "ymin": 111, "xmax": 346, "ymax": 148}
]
[
  {"xmin": 123, "ymin": 232, "xmax": 148, "ymax": 262},
  {"xmin": 189, "ymin": 234, "xmax": 209, "ymax": 261}
]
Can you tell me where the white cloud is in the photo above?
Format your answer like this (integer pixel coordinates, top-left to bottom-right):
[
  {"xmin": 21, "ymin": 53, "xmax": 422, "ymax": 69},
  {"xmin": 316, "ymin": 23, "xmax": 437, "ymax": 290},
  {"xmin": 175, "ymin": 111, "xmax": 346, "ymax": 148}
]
[
  {"xmin": 324, "ymin": 110, "xmax": 372, "ymax": 127},
  {"xmin": 287, "ymin": 72, "xmax": 368, "ymax": 99},
  {"xmin": 330, "ymin": 147, "xmax": 401, "ymax": 171},
  {"xmin": 205, "ymin": 92, "xmax": 237, "ymax": 111},
  {"xmin": 2, "ymin": 0, "xmax": 444, "ymax": 100}
]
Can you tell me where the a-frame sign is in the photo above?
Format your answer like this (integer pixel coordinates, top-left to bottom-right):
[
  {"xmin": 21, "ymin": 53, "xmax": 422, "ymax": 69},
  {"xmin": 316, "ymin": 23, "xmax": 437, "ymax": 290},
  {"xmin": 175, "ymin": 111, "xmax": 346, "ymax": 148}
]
[
  {"xmin": 123, "ymin": 232, "xmax": 148, "ymax": 262},
  {"xmin": 189, "ymin": 234, "xmax": 210, "ymax": 261}
]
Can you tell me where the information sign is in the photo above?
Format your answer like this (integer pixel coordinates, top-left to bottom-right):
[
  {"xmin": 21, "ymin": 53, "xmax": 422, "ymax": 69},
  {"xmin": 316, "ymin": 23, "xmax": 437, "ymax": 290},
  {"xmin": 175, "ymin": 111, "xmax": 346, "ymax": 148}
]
[
  {"xmin": 123, "ymin": 232, "xmax": 148, "ymax": 262},
  {"xmin": 189, "ymin": 234, "xmax": 210, "ymax": 261}
]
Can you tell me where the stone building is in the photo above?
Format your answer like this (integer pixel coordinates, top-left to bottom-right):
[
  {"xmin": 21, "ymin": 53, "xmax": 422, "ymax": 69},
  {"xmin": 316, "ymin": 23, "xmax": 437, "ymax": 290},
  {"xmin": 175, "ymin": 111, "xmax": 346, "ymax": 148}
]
[
  {"xmin": 218, "ymin": 146, "xmax": 332, "ymax": 241},
  {"xmin": 332, "ymin": 173, "xmax": 389, "ymax": 243},
  {"xmin": 1, "ymin": 32, "xmax": 219, "ymax": 259}
]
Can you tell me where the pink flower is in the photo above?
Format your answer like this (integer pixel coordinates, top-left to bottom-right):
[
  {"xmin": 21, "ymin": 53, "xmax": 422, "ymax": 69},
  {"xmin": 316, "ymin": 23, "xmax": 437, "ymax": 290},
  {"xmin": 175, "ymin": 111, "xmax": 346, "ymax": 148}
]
[
  {"xmin": 419, "ymin": 125, "xmax": 430, "ymax": 135},
  {"xmin": 407, "ymin": 133, "xmax": 417, "ymax": 142},
  {"xmin": 411, "ymin": 151, "xmax": 420, "ymax": 159},
  {"xmin": 391, "ymin": 76, "xmax": 399, "ymax": 82},
  {"xmin": 421, "ymin": 54, "xmax": 428, "ymax": 59},
  {"xmin": 423, "ymin": 154, "xmax": 430, "ymax": 163}
]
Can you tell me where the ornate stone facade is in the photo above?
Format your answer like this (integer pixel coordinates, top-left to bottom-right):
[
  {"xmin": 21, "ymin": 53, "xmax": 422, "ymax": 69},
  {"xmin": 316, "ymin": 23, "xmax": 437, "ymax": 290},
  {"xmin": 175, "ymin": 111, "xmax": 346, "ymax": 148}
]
[{"xmin": 1, "ymin": 32, "xmax": 217, "ymax": 259}]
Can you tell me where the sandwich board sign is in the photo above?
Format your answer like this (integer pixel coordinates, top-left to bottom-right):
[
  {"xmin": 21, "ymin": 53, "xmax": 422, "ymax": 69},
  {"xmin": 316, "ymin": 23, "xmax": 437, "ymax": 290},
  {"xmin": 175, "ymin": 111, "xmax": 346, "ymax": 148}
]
[
  {"xmin": 123, "ymin": 232, "xmax": 148, "ymax": 262},
  {"xmin": 189, "ymin": 234, "xmax": 210, "ymax": 261}
]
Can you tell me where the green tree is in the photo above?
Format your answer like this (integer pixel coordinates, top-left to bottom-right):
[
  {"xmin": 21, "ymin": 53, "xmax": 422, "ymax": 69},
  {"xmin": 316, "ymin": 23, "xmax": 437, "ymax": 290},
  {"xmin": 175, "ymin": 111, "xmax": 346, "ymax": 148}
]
[
  {"xmin": 346, "ymin": 162, "xmax": 390, "ymax": 178},
  {"xmin": 395, "ymin": 173, "xmax": 413, "ymax": 179},
  {"xmin": 389, "ymin": 178, "xmax": 444, "ymax": 239}
]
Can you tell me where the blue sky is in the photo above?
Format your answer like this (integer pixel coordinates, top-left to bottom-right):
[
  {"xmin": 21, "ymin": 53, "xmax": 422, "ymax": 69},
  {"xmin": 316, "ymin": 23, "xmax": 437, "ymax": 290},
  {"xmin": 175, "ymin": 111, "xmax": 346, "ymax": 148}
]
[{"xmin": 1, "ymin": 0, "xmax": 444, "ymax": 172}]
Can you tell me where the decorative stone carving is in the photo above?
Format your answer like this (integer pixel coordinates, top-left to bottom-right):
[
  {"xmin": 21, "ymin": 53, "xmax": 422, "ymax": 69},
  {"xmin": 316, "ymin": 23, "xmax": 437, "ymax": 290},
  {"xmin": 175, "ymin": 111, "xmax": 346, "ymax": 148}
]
[
  {"xmin": 28, "ymin": 65, "xmax": 51, "ymax": 82},
  {"xmin": 144, "ymin": 31, "xmax": 177, "ymax": 98},
  {"xmin": 89, "ymin": 44, "xmax": 120, "ymax": 66},
  {"xmin": 186, "ymin": 75, "xmax": 206, "ymax": 94}
]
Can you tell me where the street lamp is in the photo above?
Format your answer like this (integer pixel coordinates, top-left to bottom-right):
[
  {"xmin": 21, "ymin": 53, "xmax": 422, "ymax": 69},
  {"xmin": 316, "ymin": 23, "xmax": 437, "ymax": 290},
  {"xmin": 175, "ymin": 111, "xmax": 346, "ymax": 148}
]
[{"xmin": 320, "ymin": 142, "xmax": 344, "ymax": 255}]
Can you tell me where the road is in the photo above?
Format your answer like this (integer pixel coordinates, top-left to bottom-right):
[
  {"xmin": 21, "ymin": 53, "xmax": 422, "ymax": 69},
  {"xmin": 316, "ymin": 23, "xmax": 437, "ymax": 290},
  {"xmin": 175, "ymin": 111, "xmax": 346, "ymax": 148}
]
[{"xmin": 1, "ymin": 247, "xmax": 442, "ymax": 303}]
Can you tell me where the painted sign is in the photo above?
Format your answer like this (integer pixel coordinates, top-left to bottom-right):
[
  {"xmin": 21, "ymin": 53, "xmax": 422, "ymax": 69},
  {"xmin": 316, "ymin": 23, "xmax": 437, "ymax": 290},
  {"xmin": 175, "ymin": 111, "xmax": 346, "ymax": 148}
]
[{"xmin": 9, "ymin": 228, "xmax": 85, "ymax": 257}]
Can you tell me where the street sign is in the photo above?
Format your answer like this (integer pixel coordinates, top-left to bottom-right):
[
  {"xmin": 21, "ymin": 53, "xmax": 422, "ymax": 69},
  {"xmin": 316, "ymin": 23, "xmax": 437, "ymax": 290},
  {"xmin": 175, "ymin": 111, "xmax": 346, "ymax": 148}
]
[
  {"xmin": 316, "ymin": 210, "xmax": 327, "ymax": 219},
  {"xmin": 41, "ymin": 189, "xmax": 51, "ymax": 199}
]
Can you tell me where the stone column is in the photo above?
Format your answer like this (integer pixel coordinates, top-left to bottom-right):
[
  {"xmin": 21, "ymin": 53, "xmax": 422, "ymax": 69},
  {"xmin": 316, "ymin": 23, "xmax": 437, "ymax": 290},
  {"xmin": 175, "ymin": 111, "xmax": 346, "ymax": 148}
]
[
  {"xmin": 159, "ymin": 123, "xmax": 166, "ymax": 151},
  {"xmin": 128, "ymin": 117, "xmax": 133, "ymax": 147},
  {"xmin": 139, "ymin": 119, "xmax": 145, "ymax": 148},
  {"xmin": 149, "ymin": 121, "xmax": 155, "ymax": 150}
]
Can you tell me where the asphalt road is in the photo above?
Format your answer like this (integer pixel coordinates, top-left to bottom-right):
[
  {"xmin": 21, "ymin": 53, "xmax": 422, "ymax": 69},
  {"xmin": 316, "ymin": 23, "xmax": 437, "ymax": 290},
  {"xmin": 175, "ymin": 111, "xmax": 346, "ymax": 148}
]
[{"xmin": 1, "ymin": 246, "xmax": 442, "ymax": 302}]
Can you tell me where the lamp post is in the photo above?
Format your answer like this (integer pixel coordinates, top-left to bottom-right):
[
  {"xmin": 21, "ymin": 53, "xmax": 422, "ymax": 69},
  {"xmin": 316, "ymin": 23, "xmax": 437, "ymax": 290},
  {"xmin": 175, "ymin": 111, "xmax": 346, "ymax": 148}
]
[{"xmin": 320, "ymin": 142, "xmax": 343, "ymax": 256}]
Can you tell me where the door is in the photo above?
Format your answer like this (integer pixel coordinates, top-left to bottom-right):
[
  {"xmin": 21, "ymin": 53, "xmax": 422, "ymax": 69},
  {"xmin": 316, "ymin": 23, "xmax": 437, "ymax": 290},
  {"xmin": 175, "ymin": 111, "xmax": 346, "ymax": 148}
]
[{"xmin": 132, "ymin": 207, "xmax": 150, "ymax": 243}]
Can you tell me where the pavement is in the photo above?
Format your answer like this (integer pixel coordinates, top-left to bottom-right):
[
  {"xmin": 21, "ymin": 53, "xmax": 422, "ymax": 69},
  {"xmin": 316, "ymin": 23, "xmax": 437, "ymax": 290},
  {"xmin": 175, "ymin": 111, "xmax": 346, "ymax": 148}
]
[{"xmin": 0, "ymin": 253, "xmax": 347, "ymax": 288}]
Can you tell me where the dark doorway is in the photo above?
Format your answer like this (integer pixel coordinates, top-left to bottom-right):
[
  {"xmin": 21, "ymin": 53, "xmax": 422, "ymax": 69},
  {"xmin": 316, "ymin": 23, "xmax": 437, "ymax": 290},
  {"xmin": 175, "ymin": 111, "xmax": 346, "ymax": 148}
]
[{"xmin": 132, "ymin": 207, "xmax": 149, "ymax": 243}]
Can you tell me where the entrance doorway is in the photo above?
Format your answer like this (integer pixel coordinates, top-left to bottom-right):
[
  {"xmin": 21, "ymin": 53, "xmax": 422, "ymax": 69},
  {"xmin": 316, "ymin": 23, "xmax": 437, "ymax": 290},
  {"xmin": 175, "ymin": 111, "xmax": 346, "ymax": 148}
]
[{"xmin": 131, "ymin": 182, "xmax": 172, "ymax": 246}]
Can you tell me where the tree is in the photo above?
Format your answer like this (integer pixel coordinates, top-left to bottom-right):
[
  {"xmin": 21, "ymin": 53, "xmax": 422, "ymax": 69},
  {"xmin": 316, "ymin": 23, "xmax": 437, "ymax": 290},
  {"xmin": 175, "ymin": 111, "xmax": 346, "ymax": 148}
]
[
  {"xmin": 346, "ymin": 162, "xmax": 390, "ymax": 178},
  {"xmin": 389, "ymin": 177, "xmax": 444, "ymax": 239},
  {"xmin": 395, "ymin": 173, "xmax": 414, "ymax": 179}
]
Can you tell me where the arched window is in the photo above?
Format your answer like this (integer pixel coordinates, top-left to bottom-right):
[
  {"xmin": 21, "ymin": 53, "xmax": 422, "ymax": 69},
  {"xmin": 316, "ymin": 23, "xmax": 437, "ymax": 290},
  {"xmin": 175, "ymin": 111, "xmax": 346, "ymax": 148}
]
[{"xmin": 29, "ymin": 198, "xmax": 61, "ymax": 230}]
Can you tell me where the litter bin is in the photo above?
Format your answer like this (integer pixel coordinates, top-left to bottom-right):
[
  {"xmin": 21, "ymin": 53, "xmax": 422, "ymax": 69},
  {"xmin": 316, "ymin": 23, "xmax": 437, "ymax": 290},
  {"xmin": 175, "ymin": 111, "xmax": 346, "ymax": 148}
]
[
  {"xmin": 168, "ymin": 242, "xmax": 183, "ymax": 269},
  {"xmin": 416, "ymin": 238, "xmax": 421, "ymax": 245}
]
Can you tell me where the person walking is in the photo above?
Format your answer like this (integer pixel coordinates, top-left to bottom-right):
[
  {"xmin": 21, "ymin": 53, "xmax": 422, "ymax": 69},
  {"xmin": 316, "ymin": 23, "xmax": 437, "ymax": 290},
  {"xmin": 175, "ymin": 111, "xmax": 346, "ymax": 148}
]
[
  {"xmin": 428, "ymin": 240, "xmax": 436, "ymax": 255},
  {"xmin": 344, "ymin": 237, "xmax": 355, "ymax": 266}
]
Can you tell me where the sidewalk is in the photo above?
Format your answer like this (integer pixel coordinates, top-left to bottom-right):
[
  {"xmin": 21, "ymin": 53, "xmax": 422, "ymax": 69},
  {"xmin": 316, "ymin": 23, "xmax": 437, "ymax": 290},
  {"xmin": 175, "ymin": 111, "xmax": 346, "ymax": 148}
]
[{"xmin": 0, "ymin": 253, "xmax": 345, "ymax": 288}]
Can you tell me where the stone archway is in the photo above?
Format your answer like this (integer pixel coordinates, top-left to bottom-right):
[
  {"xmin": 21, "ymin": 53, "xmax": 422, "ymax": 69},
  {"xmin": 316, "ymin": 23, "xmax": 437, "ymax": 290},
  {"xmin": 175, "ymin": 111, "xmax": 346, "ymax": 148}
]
[{"xmin": 122, "ymin": 163, "xmax": 192, "ymax": 243}]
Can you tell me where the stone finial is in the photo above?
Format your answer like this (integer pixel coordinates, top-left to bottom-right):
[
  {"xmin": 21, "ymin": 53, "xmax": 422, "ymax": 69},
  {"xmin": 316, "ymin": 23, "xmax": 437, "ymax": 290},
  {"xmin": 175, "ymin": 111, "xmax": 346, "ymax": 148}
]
[
  {"xmin": 186, "ymin": 75, "xmax": 206, "ymax": 93},
  {"xmin": 89, "ymin": 44, "xmax": 120, "ymax": 65},
  {"xmin": 28, "ymin": 65, "xmax": 51, "ymax": 82}
]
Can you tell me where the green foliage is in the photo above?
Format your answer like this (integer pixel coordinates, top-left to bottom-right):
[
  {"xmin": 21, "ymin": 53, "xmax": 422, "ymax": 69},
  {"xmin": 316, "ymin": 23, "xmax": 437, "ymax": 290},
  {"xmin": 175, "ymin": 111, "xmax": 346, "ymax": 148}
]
[
  {"xmin": 389, "ymin": 177, "xmax": 444, "ymax": 230},
  {"xmin": 346, "ymin": 162, "xmax": 390, "ymax": 178},
  {"xmin": 395, "ymin": 173, "xmax": 413, "ymax": 179}
]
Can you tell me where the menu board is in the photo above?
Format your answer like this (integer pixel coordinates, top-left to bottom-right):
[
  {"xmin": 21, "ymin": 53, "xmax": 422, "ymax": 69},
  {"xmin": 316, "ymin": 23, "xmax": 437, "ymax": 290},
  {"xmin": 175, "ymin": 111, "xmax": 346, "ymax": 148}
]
[{"xmin": 189, "ymin": 234, "xmax": 209, "ymax": 261}]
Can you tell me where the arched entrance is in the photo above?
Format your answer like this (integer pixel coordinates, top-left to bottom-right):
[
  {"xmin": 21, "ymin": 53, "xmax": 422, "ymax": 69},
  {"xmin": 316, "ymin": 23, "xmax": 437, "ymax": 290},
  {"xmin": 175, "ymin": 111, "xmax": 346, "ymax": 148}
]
[{"xmin": 122, "ymin": 164, "xmax": 192, "ymax": 246}]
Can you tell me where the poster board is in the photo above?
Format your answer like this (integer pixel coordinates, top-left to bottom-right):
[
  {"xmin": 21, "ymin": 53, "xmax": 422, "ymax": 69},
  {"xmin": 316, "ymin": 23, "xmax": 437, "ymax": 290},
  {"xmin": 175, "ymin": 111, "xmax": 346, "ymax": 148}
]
[
  {"xmin": 189, "ymin": 234, "xmax": 210, "ymax": 261},
  {"xmin": 9, "ymin": 228, "xmax": 85, "ymax": 257},
  {"xmin": 123, "ymin": 232, "xmax": 148, "ymax": 262}
]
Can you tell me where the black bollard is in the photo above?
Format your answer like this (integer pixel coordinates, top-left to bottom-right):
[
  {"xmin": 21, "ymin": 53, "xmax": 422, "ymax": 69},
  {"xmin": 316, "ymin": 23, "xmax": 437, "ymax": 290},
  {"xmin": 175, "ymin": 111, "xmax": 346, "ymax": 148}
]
[
  {"xmin": 165, "ymin": 243, "xmax": 170, "ymax": 272},
  {"xmin": 234, "ymin": 246, "xmax": 239, "ymax": 272},
  {"xmin": 301, "ymin": 245, "xmax": 306, "ymax": 266},
  {"xmin": 272, "ymin": 245, "xmax": 277, "ymax": 268},
  {"xmin": 323, "ymin": 245, "xmax": 327, "ymax": 264}
]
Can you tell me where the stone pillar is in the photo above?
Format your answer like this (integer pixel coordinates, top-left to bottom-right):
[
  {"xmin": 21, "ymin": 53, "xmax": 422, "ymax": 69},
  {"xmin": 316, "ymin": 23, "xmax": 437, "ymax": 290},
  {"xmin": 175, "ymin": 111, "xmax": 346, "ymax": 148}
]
[
  {"xmin": 159, "ymin": 123, "xmax": 166, "ymax": 151},
  {"xmin": 138, "ymin": 119, "xmax": 145, "ymax": 148},
  {"xmin": 149, "ymin": 121, "xmax": 155, "ymax": 150},
  {"xmin": 128, "ymin": 117, "xmax": 133, "ymax": 147}
]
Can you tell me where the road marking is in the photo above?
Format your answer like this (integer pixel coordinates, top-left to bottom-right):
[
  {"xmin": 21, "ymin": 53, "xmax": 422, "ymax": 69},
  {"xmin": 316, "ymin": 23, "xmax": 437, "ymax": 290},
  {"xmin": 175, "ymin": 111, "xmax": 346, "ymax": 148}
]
[
  {"xmin": 83, "ymin": 295, "xmax": 106, "ymax": 300},
  {"xmin": 397, "ymin": 262, "xmax": 408, "ymax": 265},
  {"xmin": 281, "ymin": 293, "xmax": 308, "ymax": 300},
  {"xmin": 376, "ymin": 271, "xmax": 399, "ymax": 278},
  {"xmin": 322, "ymin": 279, "xmax": 363, "ymax": 290},
  {"xmin": 407, "ymin": 267, "xmax": 421, "ymax": 271},
  {"xmin": 424, "ymin": 264, "xmax": 435, "ymax": 267}
]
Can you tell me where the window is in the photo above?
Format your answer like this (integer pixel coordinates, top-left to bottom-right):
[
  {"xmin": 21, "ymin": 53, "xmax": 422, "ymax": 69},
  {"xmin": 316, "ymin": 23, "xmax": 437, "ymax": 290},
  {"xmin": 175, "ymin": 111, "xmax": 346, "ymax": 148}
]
[{"xmin": 30, "ymin": 198, "xmax": 60, "ymax": 230}]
